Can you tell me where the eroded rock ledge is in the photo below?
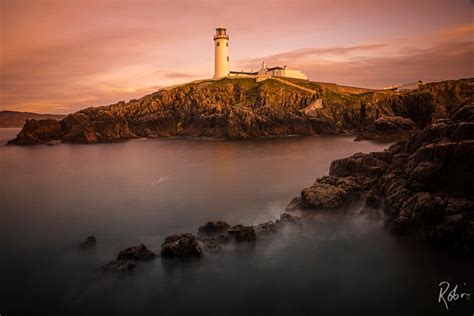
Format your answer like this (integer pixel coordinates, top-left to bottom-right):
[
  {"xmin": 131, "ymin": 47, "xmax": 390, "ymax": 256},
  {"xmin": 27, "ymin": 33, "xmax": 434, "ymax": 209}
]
[{"xmin": 287, "ymin": 103, "xmax": 474, "ymax": 251}]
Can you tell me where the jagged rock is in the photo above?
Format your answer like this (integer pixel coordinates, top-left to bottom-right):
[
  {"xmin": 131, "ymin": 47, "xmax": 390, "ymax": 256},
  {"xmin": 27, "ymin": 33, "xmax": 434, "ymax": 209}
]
[
  {"xmin": 299, "ymin": 176, "xmax": 361, "ymax": 210},
  {"xmin": 329, "ymin": 152, "xmax": 388, "ymax": 189},
  {"xmin": 61, "ymin": 112, "xmax": 133, "ymax": 143},
  {"xmin": 103, "ymin": 243, "xmax": 155, "ymax": 271},
  {"xmin": 285, "ymin": 197, "xmax": 305, "ymax": 212},
  {"xmin": 79, "ymin": 236, "xmax": 96, "ymax": 249},
  {"xmin": 198, "ymin": 221, "xmax": 230, "ymax": 235},
  {"xmin": 8, "ymin": 119, "xmax": 63, "ymax": 145},
  {"xmin": 289, "ymin": 102, "xmax": 474, "ymax": 250},
  {"xmin": 117, "ymin": 244, "xmax": 156, "ymax": 261},
  {"xmin": 375, "ymin": 116, "xmax": 417, "ymax": 133},
  {"xmin": 275, "ymin": 213, "xmax": 302, "ymax": 228},
  {"xmin": 161, "ymin": 233, "xmax": 203, "ymax": 258},
  {"xmin": 254, "ymin": 221, "xmax": 277, "ymax": 237},
  {"xmin": 227, "ymin": 225, "xmax": 256, "ymax": 242}
]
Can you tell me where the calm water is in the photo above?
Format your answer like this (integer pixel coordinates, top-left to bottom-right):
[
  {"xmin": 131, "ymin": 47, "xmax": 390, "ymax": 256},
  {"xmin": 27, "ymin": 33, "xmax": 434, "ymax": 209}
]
[{"xmin": 0, "ymin": 128, "xmax": 472, "ymax": 316}]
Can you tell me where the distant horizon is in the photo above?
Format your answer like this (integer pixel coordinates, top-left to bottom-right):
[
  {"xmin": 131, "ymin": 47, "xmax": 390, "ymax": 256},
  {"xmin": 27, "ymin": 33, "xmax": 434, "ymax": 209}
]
[{"xmin": 1, "ymin": 0, "xmax": 473, "ymax": 114}]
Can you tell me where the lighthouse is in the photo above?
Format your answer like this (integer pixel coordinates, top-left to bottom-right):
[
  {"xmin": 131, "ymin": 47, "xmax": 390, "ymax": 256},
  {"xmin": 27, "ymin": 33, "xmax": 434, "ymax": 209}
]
[{"xmin": 213, "ymin": 27, "xmax": 230, "ymax": 78}]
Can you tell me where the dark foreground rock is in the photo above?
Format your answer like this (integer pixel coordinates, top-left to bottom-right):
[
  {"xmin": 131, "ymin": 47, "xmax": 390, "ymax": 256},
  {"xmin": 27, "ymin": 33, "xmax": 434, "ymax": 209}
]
[
  {"xmin": 288, "ymin": 103, "xmax": 474, "ymax": 251},
  {"xmin": 227, "ymin": 225, "xmax": 256, "ymax": 242},
  {"xmin": 79, "ymin": 236, "xmax": 96, "ymax": 249},
  {"xmin": 117, "ymin": 244, "xmax": 156, "ymax": 261},
  {"xmin": 8, "ymin": 78, "xmax": 472, "ymax": 145},
  {"xmin": 198, "ymin": 221, "xmax": 231, "ymax": 235},
  {"xmin": 301, "ymin": 176, "xmax": 362, "ymax": 210},
  {"xmin": 101, "ymin": 213, "xmax": 304, "ymax": 271},
  {"xmin": 198, "ymin": 213, "xmax": 303, "ymax": 244},
  {"xmin": 103, "ymin": 244, "xmax": 156, "ymax": 271},
  {"xmin": 356, "ymin": 115, "xmax": 418, "ymax": 142},
  {"xmin": 254, "ymin": 221, "xmax": 278, "ymax": 237},
  {"xmin": 161, "ymin": 233, "xmax": 203, "ymax": 258},
  {"xmin": 276, "ymin": 213, "xmax": 303, "ymax": 228}
]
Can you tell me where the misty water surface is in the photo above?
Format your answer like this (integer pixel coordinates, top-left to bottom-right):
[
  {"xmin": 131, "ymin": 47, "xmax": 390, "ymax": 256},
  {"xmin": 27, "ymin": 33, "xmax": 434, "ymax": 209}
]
[{"xmin": 0, "ymin": 129, "xmax": 472, "ymax": 315}]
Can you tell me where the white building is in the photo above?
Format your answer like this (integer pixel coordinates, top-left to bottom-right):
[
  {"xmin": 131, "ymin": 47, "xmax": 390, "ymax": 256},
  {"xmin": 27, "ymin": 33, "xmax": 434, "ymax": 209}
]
[{"xmin": 213, "ymin": 27, "xmax": 308, "ymax": 80}]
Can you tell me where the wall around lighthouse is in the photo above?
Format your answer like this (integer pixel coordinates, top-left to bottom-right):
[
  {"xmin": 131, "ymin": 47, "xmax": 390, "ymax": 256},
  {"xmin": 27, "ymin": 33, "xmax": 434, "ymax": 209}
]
[
  {"xmin": 214, "ymin": 38, "xmax": 229, "ymax": 78},
  {"xmin": 274, "ymin": 69, "xmax": 308, "ymax": 80}
]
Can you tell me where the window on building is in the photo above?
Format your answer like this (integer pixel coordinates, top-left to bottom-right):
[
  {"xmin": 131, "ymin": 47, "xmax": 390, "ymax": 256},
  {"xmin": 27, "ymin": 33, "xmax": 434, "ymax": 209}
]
[
  {"xmin": 216, "ymin": 42, "xmax": 220, "ymax": 47},
  {"xmin": 226, "ymin": 42, "xmax": 228, "ymax": 47},
  {"xmin": 227, "ymin": 56, "xmax": 229, "ymax": 61}
]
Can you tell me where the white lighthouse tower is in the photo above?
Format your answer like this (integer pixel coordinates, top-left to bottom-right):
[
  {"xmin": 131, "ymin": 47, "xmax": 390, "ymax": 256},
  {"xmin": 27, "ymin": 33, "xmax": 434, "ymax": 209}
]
[{"xmin": 213, "ymin": 27, "xmax": 230, "ymax": 79}]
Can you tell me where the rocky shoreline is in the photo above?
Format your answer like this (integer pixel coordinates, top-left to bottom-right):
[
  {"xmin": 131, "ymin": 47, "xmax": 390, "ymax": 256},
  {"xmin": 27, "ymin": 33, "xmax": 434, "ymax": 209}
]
[
  {"xmin": 8, "ymin": 77, "xmax": 473, "ymax": 145},
  {"xmin": 79, "ymin": 103, "xmax": 474, "ymax": 272},
  {"xmin": 287, "ymin": 103, "xmax": 474, "ymax": 252}
]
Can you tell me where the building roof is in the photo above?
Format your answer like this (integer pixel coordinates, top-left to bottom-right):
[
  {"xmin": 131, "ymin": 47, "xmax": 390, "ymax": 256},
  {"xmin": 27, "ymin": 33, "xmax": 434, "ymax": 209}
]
[{"xmin": 266, "ymin": 66, "xmax": 285, "ymax": 71}]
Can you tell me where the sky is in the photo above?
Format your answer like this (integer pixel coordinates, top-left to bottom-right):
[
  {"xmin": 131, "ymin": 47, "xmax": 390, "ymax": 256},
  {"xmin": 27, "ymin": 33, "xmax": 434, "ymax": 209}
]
[{"xmin": 0, "ymin": 0, "xmax": 473, "ymax": 114}]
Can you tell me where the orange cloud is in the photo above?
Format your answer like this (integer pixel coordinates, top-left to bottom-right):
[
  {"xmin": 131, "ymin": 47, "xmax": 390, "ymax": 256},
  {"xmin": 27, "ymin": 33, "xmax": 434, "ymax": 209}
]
[{"xmin": 0, "ymin": 0, "xmax": 473, "ymax": 113}]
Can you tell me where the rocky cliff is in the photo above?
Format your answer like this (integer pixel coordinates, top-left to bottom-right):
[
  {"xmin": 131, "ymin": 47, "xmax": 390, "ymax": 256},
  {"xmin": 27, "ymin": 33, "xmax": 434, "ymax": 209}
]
[
  {"xmin": 287, "ymin": 102, "xmax": 474, "ymax": 251},
  {"xmin": 8, "ymin": 77, "xmax": 473, "ymax": 145}
]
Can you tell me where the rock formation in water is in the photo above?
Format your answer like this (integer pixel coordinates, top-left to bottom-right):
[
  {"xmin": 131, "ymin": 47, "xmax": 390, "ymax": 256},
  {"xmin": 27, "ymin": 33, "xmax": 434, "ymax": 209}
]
[
  {"xmin": 287, "ymin": 103, "xmax": 474, "ymax": 251},
  {"xmin": 103, "ymin": 243, "xmax": 157, "ymax": 271},
  {"xmin": 160, "ymin": 233, "xmax": 203, "ymax": 258},
  {"xmin": 103, "ymin": 213, "xmax": 302, "ymax": 271},
  {"xmin": 8, "ymin": 77, "xmax": 473, "ymax": 145}
]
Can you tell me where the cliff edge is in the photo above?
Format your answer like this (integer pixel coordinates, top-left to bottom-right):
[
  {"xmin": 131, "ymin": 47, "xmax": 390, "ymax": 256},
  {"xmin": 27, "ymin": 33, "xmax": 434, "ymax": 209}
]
[{"xmin": 8, "ymin": 77, "xmax": 473, "ymax": 145}]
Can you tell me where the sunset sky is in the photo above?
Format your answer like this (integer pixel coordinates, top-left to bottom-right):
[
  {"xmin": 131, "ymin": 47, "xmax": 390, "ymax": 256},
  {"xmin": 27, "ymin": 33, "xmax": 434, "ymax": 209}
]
[{"xmin": 1, "ymin": 0, "xmax": 473, "ymax": 114}]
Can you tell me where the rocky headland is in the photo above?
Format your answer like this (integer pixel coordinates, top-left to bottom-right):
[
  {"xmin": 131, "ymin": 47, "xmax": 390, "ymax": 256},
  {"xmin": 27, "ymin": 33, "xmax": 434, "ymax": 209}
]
[
  {"xmin": 287, "ymin": 103, "xmax": 474, "ymax": 252},
  {"xmin": 8, "ymin": 77, "xmax": 473, "ymax": 145}
]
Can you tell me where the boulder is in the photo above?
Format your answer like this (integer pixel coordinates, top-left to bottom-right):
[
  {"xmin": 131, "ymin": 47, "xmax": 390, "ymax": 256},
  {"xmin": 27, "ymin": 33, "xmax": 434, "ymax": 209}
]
[
  {"xmin": 254, "ymin": 221, "xmax": 277, "ymax": 237},
  {"xmin": 373, "ymin": 116, "xmax": 418, "ymax": 135},
  {"xmin": 329, "ymin": 152, "xmax": 387, "ymax": 188},
  {"xmin": 117, "ymin": 244, "xmax": 156, "ymax": 261},
  {"xmin": 103, "ymin": 243, "xmax": 155, "ymax": 272},
  {"xmin": 198, "ymin": 220, "xmax": 230, "ymax": 235},
  {"xmin": 161, "ymin": 233, "xmax": 203, "ymax": 258},
  {"xmin": 300, "ymin": 176, "xmax": 361, "ymax": 210},
  {"xmin": 227, "ymin": 225, "xmax": 256, "ymax": 242},
  {"xmin": 275, "ymin": 213, "xmax": 302, "ymax": 228}
]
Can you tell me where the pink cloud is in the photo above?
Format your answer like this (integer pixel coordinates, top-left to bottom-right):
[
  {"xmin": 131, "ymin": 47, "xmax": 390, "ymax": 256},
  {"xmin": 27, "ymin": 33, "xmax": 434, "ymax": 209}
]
[{"xmin": 0, "ymin": 0, "xmax": 473, "ymax": 113}]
